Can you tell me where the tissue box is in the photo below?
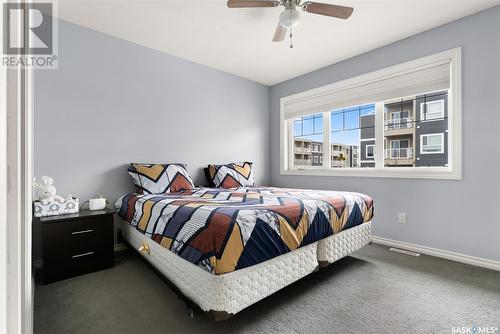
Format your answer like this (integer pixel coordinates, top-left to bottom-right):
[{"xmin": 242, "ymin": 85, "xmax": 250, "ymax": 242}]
[{"xmin": 33, "ymin": 197, "xmax": 79, "ymax": 217}]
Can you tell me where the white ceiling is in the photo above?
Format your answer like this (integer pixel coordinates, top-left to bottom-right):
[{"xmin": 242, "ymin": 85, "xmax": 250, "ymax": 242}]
[{"xmin": 57, "ymin": 0, "xmax": 500, "ymax": 85}]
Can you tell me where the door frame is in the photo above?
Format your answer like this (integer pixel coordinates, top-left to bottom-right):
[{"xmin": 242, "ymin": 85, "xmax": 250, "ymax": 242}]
[{"xmin": 1, "ymin": 2, "xmax": 34, "ymax": 333}]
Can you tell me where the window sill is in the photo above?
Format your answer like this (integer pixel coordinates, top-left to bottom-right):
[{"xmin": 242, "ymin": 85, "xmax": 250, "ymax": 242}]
[{"xmin": 280, "ymin": 167, "xmax": 461, "ymax": 180}]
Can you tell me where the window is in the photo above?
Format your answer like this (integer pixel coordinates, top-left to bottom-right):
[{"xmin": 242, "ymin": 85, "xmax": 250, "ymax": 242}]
[
  {"xmin": 280, "ymin": 48, "xmax": 461, "ymax": 179},
  {"xmin": 330, "ymin": 104, "xmax": 375, "ymax": 168},
  {"xmin": 421, "ymin": 100, "xmax": 444, "ymax": 121},
  {"xmin": 382, "ymin": 91, "xmax": 448, "ymax": 167},
  {"xmin": 293, "ymin": 114, "xmax": 323, "ymax": 167},
  {"xmin": 421, "ymin": 133, "xmax": 444, "ymax": 154},
  {"xmin": 366, "ymin": 144, "xmax": 374, "ymax": 158}
]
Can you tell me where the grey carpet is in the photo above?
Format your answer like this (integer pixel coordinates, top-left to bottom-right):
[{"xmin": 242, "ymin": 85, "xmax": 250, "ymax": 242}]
[{"xmin": 34, "ymin": 244, "xmax": 500, "ymax": 334}]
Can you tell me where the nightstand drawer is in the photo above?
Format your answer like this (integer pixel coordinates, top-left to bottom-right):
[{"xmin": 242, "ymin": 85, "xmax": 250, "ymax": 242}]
[
  {"xmin": 43, "ymin": 217, "xmax": 113, "ymax": 258},
  {"xmin": 43, "ymin": 248, "xmax": 113, "ymax": 284},
  {"xmin": 40, "ymin": 209, "xmax": 115, "ymax": 284},
  {"xmin": 68, "ymin": 218, "xmax": 112, "ymax": 254},
  {"xmin": 68, "ymin": 248, "xmax": 113, "ymax": 279}
]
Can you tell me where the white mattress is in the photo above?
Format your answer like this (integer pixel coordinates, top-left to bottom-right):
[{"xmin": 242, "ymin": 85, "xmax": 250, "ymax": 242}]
[{"xmin": 121, "ymin": 219, "xmax": 372, "ymax": 316}]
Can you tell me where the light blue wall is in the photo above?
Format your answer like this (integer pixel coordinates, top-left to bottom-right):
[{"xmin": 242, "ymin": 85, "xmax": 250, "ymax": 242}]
[
  {"xmin": 270, "ymin": 7, "xmax": 500, "ymax": 261},
  {"xmin": 33, "ymin": 20, "xmax": 270, "ymax": 259},
  {"xmin": 34, "ymin": 20, "xmax": 270, "ymax": 202}
]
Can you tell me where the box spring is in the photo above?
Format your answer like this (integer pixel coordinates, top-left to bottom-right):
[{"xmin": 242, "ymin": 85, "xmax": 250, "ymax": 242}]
[{"xmin": 121, "ymin": 220, "xmax": 372, "ymax": 319}]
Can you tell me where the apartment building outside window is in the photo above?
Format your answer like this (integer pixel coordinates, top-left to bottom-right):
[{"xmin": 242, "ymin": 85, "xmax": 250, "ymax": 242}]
[
  {"xmin": 293, "ymin": 105, "xmax": 374, "ymax": 168},
  {"xmin": 359, "ymin": 90, "xmax": 449, "ymax": 168},
  {"xmin": 293, "ymin": 113, "xmax": 323, "ymax": 167}
]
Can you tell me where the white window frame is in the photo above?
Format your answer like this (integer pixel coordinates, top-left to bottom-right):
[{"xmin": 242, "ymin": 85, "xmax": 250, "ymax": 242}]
[
  {"xmin": 365, "ymin": 144, "xmax": 374, "ymax": 158},
  {"xmin": 420, "ymin": 99, "xmax": 445, "ymax": 121},
  {"xmin": 279, "ymin": 48, "xmax": 462, "ymax": 180},
  {"xmin": 420, "ymin": 133, "xmax": 445, "ymax": 154}
]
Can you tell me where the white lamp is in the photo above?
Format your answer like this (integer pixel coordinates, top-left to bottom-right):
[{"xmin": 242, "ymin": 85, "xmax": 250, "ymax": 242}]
[{"xmin": 279, "ymin": 8, "xmax": 300, "ymax": 29}]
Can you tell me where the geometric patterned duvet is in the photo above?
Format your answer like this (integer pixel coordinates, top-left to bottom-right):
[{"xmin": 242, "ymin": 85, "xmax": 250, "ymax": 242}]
[{"xmin": 116, "ymin": 187, "xmax": 373, "ymax": 275}]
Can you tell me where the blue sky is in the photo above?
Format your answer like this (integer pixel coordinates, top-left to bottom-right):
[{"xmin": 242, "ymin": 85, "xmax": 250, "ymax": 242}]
[{"xmin": 294, "ymin": 104, "xmax": 375, "ymax": 146}]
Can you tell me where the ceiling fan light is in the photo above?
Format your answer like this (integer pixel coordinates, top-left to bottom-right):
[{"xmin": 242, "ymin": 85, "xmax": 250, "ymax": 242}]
[{"xmin": 279, "ymin": 8, "xmax": 300, "ymax": 29}]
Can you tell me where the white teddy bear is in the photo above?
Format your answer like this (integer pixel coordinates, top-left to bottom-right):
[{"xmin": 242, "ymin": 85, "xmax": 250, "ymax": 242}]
[{"xmin": 33, "ymin": 176, "xmax": 65, "ymax": 205}]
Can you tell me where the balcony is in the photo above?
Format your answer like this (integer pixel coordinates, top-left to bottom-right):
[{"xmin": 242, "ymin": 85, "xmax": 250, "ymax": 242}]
[
  {"xmin": 385, "ymin": 148, "xmax": 413, "ymax": 159},
  {"xmin": 294, "ymin": 147, "xmax": 312, "ymax": 154},
  {"xmin": 331, "ymin": 161, "xmax": 346, "ymax": 168},
  {"xmin": 384, "ymin": 117, "xmax": 414, "ymax": 135},
  {"xmin": 294, "ymin": 159, "xmax": 312, "ymax": 166},
  {"xmin": 384, "ymin": 148, "xmax": 414, "ymax": 166}
]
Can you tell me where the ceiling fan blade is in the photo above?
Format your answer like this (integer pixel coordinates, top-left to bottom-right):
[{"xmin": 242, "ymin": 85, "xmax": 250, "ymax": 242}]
[
  {"xmin": 302, "ymin": 2, "xmax": 354, "ymax": 19},
  {"xmin": 272, "ymin": 24, "xmax": 287, "ymax": 42},
  {"xmin": 227, "ymin": 0, "xmax": 280, "ymax": 8}
]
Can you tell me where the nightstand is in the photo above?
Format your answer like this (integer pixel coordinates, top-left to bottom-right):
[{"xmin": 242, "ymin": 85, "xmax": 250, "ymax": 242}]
[{"xmin": 37, "ymin": 208, "xmax": 115, "ymax": 284}]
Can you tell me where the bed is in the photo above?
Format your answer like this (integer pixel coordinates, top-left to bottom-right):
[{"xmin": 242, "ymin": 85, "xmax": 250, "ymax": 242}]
[{"xmin": 116, "ymin": 186, "xmax": 373, "ymax": 320}]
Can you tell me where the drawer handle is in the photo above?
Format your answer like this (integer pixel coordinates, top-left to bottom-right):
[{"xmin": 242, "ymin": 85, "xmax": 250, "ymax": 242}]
[
  {"xmin": 72, "ymin": 251, "xmax": 94, "ymax": 259},
  {"xmin": 72, "ymin": 229, "xmax": 94, "ymax": 235},
  {"xmin": 138, "ymin": 242, "xmax": 150, "ymax": 255}
]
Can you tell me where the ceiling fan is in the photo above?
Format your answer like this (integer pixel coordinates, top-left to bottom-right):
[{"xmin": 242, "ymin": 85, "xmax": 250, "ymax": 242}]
[{"xmin": 227, "ymin": 0, "xmax": 354, "ymax": 47}]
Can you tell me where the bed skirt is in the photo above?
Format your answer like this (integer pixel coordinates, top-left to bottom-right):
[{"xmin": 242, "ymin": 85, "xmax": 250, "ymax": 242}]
[{"xmin": 121, "ymin": 220, "xmax": 372, "ymax": 319}]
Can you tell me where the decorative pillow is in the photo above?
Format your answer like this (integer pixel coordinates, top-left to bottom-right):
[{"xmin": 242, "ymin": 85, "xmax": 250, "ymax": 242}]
[
  {"xmin": 207, "ymin": 162, "xmax": 255, "ymax": 188},
  {"xmin": 128, "ymin": 163, "xmax": 195, "ymax": 194}
]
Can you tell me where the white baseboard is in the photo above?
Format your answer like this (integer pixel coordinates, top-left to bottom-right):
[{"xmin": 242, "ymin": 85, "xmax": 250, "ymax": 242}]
[{"xmin": 371, "ymin": 236, "xmax": 500, "ymax": 271}]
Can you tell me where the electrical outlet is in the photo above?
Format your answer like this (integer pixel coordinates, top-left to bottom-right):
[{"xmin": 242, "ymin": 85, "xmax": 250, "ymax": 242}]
[{"xmin": 398, "ymin": 212, "xmax": 407, "ymax": 224}]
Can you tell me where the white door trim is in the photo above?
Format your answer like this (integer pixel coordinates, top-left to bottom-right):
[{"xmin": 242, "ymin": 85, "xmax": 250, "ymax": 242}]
[
  {"xmin": 4, "ymin": 67, "xmax": 33, "ymax": 334},
  {"xmin": 1, "ymin": 2, "xmax": 34, "ymax": 331},
  {"xmin": 0, "ymin": 54, "xmax": 8, "ymax": 334}
]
